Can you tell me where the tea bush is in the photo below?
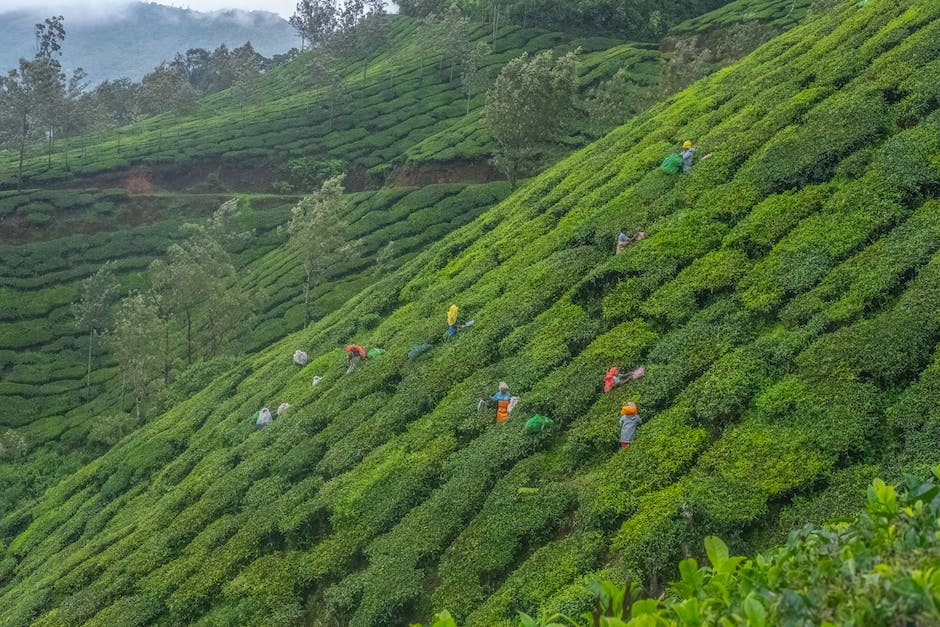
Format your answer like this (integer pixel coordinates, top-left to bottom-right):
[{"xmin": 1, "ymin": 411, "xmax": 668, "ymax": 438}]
[{"xmin": 6, "ymin": 1, "xmax": 940, "ymax": 626}]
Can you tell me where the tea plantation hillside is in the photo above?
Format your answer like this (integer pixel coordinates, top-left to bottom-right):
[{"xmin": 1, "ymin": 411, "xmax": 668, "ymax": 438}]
[
  {"xmin": 0, "ymin": 0, "xmax": 673, "ymax": 556},
  {"xmin": 0, "ymin": 0, "xmax": 803, "ymax": 193},
  {"xmin": 0, "ymin": 182, "xmax": 509, "ymax": 516},
  {"xmin": 670, "ymin": 0, "xmax": 813, "ymax": 37},
  {"xmin": 0, "ymin": 17, "xmax": 658, "ymax": 191},
  {"xmin": 0, "ymin": 0, "xmax": 804, "ymax": 518},
  {"xmin": 1, "ymin": 0, "xmax": 938, "ymax": 625}
]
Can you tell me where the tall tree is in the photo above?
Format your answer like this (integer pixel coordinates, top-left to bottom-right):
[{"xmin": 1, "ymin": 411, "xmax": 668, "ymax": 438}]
[
  {"xmin": 149, "ymin": 225, "xmax": 235, "ymax": 365},
  {"xmin": 287, "ymin": 175, "xmax": 347, "ymax": 327},
  {"xmin": 583, "ymin": 68, "xmax": 647, "ymax": 137},
  {"xmin": 171, "ymin": 48, "xmax": 211, "ymax": 91},
  {"xmin": 0, "ymin": 16, "xmax": 66, "ymax": 188},
  {"xmin": 0, "ymin": 71, "xmax": 31, "ymax": 189},
  {"xmin": 146, "ymin": 270, "xmax": 176, "ymax": 386},
  {"xmin": 35, "ymin": 17, "xmax": 67, "ymax": 169},
  {"xmin": 138, "ymin": 64, "xmax": 196, "ymax": 117},
  {"xmin": 309, "ymin": 52, "xmax": 346, "ymax": 128},
  {"xmin": 110, "ymin": 293, "xmax": 164, "ymax": 418},
  {"xmin": 657, "ymin": 37, "xmax": 714, "ymax": 99},
  {"xmin": 461, "ymin": 41, "xmax": 490, "ymax": 113},
  {"xmin": 149, "ymin": 198, "xmax": 250, "ymax": 367},
  {"xmin": 425, "ymin": 5, "xmax": 470, "ymax": 82},
  {"xmin": 358, "ymin": 0, "xmax": 389, "ymax": 82},
  {"xmin": 230, "ymin": 42, "xmax": 262, "ymax": 112},
  {"xmin": 205, "ymin": 44, "xmax": 234, "ymax": 93},
  {"xmin": 73, "ymin": 262, "xmax": 118, "ymax": 403},
  {"xmin": 484, "ymin": 49, "xmax": 579, "ymax": 187},
  {"xmin": 489, "ymin": 0, "xmax": 504, "ymax": 52},
  {"xmin": 34, "ymin": 16, "xmax": 66, "ymax": 60},
  {"xmin": 199, "ymin": 287, "xmax": 255, "ymax": 359},
  {"xmin": 1, "ymin": 61, "xmax": 62, "ymax": 187},
  {"xmin": 338, "ymin": 0, "xmax": 366, "ymax": 33},
  {"xmin": 290, "ymin": 0, "xmax": 339, "ymax": 50},
  {"xmin": 197, "ymin": 198, "xmax": 254, "ymax": 358},
  {"xmin": 329, "ymin": 0, "xmax": 365, "ymax": 58},
  {"xmin": 90, "ymin": 78, "xmax": 138, "ymax": 127},
  {"xmin": 60, "ymin": 67, "xmax": 89, "ymax": 170}
]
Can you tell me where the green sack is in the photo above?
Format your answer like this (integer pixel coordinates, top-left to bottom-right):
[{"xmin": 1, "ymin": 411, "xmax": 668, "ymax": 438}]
[
  {"xmin": 660, "ymin": 153, "xmax": 683, "ymax": 174},
  {"xmin": 250, "ymin": 410, "xmax": 260, "ymax": 423},
  {"xmin": 524, "ymin": 414, "xmax": 554, "ymax": 435},
  {"xmin": 367, "ymin": 348, "xmax": 385, "ymax": 358}
]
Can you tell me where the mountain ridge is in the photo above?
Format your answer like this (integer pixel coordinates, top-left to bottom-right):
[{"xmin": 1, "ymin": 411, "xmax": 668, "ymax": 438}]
[{"xmin": 0, "ymin": 1, "xmax": 298, "ymax": 85}]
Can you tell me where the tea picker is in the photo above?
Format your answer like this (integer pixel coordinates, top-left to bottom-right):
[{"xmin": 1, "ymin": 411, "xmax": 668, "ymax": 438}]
[{"xmin": 618, "ymin": 402, "xmax": 642, "ymax": 449}]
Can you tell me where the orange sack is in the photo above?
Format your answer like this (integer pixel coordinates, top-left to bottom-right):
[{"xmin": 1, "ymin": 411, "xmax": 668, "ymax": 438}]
[{"xmin": 496, "ymin": 399, "xmax": 510, "ymax": 423}]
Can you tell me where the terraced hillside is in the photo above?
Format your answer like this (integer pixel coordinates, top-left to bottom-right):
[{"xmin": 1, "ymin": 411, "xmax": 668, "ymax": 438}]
[
  {"xmin": 1, "ymin": 11, "xmax": 633, "ymax": 520},
  {"xmin": 0, "ymin": 0, "xmax": 808, "ymax": 193},
  {"xmin": 0, "ymin": 182, "xmax": 508, "ymax": 514},
  {"xmin": 0, "ymin": 0, "xmax": 788, "ymax": 519},
  {"xmin": 0, "ymin": 0, "xmax": 937, "ymax": 625},
  {"xmin": 0, "ymin": 18, "xmax": 658, "ymax": 191}
]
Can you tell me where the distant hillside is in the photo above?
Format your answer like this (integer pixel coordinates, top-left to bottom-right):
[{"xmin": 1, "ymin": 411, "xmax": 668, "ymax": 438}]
[{"xmin": 0, "ymin": 2, "xmax": 299, "ymax": 85}]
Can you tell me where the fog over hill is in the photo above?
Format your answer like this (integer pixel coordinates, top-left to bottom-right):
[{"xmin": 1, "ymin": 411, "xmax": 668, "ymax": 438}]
[{"xmin": 0, "ymin": 1, "xmax": 299, "ymax": 85}]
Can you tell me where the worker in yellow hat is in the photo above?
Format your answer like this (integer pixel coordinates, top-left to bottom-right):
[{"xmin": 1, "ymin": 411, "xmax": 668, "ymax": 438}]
[
  {"xmin": 447, "ymin": 304, "xmax": 459, "ymax": 339},
  {"xmin": 680, "ymin": 140, "xmax": 695, "ymax": 173}
]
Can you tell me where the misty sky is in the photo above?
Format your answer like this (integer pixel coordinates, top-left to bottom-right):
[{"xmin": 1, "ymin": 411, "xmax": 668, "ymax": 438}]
[{"xmin": 0, "ymin": 0, "xmax": 304, "ymax": 19}]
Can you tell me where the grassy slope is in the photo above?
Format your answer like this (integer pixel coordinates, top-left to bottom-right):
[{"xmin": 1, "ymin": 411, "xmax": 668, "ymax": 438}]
[
  {"xmin": 0, "ymin": 0, "xmax": 938, "ymax": 625},
  {"xmin": 0, "ymin": 15, "xmax": 609, "ymax": 518},
  {"xmin": 0, "ymin": 18, "xmax": 658, "ymax": 189},
  {"xmin": 0, "ymin": 2, "xmax": 718, "ymax": 519},
  {"xmin": 670, "ymin": 0, "xmax": 814, "ymax": 35},
  {"xmin": 0, "ymin": 182, "xmax": 509, "ymax": 515}
]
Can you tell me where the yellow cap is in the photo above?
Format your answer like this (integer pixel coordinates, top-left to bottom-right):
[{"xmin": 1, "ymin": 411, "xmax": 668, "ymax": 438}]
[{"xmin": 682, "ymin": 140, "xmax": 693, "ymax": 149}]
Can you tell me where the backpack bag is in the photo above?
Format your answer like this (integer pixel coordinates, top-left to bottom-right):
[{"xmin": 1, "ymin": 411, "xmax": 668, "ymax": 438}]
[
  {"xmin": 524, "ymin": 414, "xmax": 554, "ymax": 435},
  {"xmin": 660, "ymin": 153, "xmax": 683, "ymax": 174}
]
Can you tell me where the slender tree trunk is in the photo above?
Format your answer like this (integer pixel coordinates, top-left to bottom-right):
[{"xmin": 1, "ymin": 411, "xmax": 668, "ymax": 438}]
[
  {"xmin": 163, "ymin": 323, "xmax": 170, "ymax": 385},
  {"xmin": 303, "ymin": 274, "xmax": 311, "ymax": 328},
  {"xmin": 86, "ymin": 329, "xmax": 94, "ymax": 402},
  {"xmin": 120, "ymin": 371, "xmax": 126, "ymax": 409},
  {"xmin": 17, "ymin": 116, "xmax": 27, "ymax": 191},
  {"xmin": 492, "ymin": 1, "xmax": 499, "ymax": 53},
  {"xmin": 186, "ymin": 309, "xmax": 192, "ymax": 365}
]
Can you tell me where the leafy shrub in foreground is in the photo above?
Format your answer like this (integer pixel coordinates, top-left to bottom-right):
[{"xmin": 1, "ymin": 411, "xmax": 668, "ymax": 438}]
[{"xmin": 423, "ymin": 469, "xmax": 940, "ymax": 626}]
